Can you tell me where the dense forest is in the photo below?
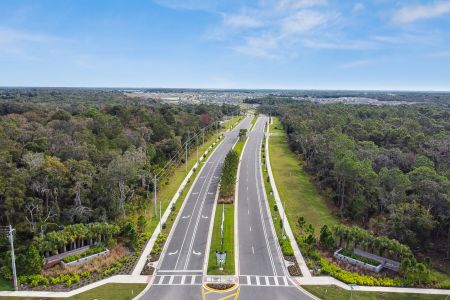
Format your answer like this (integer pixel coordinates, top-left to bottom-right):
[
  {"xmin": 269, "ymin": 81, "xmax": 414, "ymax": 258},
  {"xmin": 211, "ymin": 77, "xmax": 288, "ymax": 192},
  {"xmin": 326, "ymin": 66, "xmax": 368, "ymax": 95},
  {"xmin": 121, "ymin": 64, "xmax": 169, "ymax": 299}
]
[
  {"xmin": 260, "ymin": 102, "xmax": 450, "ymax": 267},
  {"xmin": 0, "ymin": 91, "xmax": 238, "ymax": 254}
]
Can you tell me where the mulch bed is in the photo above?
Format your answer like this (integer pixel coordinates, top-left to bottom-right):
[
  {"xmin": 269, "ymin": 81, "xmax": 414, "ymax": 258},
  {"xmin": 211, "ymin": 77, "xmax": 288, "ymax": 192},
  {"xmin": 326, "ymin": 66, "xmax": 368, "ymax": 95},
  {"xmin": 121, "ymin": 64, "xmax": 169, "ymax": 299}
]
[
  {"xmin": 285, "ymin": 255, "xmax": 301, "ymax": 276},
  {"xmin": 206, "ymin": 283, "xmax": 236, "ymax": 290}
]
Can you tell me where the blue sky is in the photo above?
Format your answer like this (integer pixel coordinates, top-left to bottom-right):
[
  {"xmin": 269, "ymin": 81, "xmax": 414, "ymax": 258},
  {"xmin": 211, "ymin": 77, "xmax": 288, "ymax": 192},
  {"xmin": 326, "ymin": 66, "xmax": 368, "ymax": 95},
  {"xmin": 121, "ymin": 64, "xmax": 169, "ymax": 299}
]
[{"xmin": 1, "ymin": 0, "xmax": 450, "ymax": 90}]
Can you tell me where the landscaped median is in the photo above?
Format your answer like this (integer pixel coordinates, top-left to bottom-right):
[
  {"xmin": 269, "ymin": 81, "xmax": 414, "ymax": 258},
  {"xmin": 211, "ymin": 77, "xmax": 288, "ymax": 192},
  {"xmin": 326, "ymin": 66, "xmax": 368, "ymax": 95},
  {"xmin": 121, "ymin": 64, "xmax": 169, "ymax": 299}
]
[{"xmin": 207, "ymin": 127, "xmax": 249, "ymax": 276}]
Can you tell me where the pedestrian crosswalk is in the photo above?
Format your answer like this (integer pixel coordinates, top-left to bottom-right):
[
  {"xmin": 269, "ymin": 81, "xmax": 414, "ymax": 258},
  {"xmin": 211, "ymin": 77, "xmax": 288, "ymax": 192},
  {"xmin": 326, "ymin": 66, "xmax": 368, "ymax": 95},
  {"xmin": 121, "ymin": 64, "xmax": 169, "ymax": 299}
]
[
  {"xmin": 153, "ymin": 274, "xmax": 203, "ymax": 286},
  {"xmin": 239, "ymin": 275, "xmax": 290, "ymax": 287},
  {"xmin": 152, "ymin": 274, "xmax": 291, "ymax": 287}
]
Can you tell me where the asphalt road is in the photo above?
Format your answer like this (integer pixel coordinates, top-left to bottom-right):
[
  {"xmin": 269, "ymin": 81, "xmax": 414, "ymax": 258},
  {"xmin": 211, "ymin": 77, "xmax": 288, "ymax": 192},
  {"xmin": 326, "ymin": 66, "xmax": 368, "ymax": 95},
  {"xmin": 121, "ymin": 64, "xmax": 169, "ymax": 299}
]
[
  {"xmin": 236, "ymin": 116, "xmax": 314, "ymax": 300},
  {"xmin": 141, "ymin": 116, "xmax": 252, "ymax": 299}
]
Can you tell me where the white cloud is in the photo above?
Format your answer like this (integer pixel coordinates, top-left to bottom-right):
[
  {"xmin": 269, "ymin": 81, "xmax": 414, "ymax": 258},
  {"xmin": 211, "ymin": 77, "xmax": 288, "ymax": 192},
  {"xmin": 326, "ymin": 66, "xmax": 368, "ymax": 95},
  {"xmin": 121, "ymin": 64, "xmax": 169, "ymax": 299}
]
[
  {"xmin": 340, "ymin": 59, "xmax": 375, "ymax": 69},
  {"xmin": 302, "ymin": 38, "xmax": 374, "ymax": 50},
  {"xmin": 281, "ymin": 10, "xmax": 329, "ymax": 35},
  {"xmin": 277, "ymin": 0, "xmax": 327, "ymax": 11},
  {"xmin": 393, "ymin": 1, "xmax": 450, "ymax": 23},
  {"xmin": 223, "ymin": 13, "xmax": 263, "ymax": 29},
  {"xmin": 234, "ymin": 34, "xmax": 280, "ymax": 58},
  {"xmin": 352, "ymin": 3, "xmax": 364, "ymax": 13}
]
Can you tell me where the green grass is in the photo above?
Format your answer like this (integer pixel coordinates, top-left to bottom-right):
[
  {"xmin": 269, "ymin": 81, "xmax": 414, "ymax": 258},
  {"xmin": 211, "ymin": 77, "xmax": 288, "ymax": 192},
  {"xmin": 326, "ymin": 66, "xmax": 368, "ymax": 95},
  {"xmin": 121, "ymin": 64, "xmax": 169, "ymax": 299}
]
[
  {"xmin": 234, "ymin": 137, "xmax": 247, "ymax": 158},
  {"xmin": 0, "ymin": 283, "xmax": 146, "ymax": 300},
  {"xmin": 268, "ymin": 117, "xmax": 338, "ymax": 235},
  {"xmin": 0, "ymin": 277, "xmax": 13, "ymax": 291},
  {"xmin": 207, "ymin": 204, "xmax": 235, "ymax": 275},
  {"xmin": 250, "ymin": 115, "xmax": 257, "ymax": 130},
  {"xmin": 302, "ymin": 285, "xmax": 448, "ymax": 300}
]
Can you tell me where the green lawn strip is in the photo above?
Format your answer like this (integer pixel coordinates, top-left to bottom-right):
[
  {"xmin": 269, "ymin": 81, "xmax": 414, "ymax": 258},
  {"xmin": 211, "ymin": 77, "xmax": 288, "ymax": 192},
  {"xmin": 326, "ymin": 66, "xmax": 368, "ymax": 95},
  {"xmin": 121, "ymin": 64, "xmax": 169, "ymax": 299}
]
[
  {"xmin": 207, "ymin": 204, "xmax": 235, "ymax": 275},
  {"xmin": 206, "ymin": 133, "xmax": 248, "ymax": 275},
  {"xmin": 250, "ymin": 116, "xmax": 257, "ymax": 130},
  {"xmin": 302, "ymin": 285, "xmax": 448, "ymax": 300},
  {"xmin": 0, "ymin": 276, "xmax": 13, "ymax": 291},
  {"xmin": 0, "ymin": 283, "xmax": 146, "ymax": 300},
  {"xmin": 268, "ymin": 117, "xmax": 338, "ymax": 236}
]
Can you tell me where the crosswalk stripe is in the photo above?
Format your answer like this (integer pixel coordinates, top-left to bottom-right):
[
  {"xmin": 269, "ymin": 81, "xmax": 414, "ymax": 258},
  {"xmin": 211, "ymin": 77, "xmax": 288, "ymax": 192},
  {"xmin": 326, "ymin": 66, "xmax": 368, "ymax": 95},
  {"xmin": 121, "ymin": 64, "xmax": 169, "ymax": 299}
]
[
  {"xmin": 191, "ymin": 275, "xmax": 196, "ymax": 285},
  {"xmin": 282, "ymin": 276, "xmax": 288, "ymax": 286},
  {"xmin": 265, "ymin": 276, "xmax": 269, "ymax": 285},
  {"xmin": 181, "ymin": 275, "xmax": 186, "ymax": 285},
  {"xmin": 169, "ymin": 275, "xmax": 174, "ymax": 285},
  {"xmin": 256, "ymin": 276, "xmax": 260, "ymax": 286},
  {"xmin": 274, "ymin": 276, "xmax": 279, "ymax": 286},
  {"xmin": 246, "ymin": 275, "xmax": 250, "ymax": 285},
  {"xmin": 158, "ymin": 275, "xmax": 165, "ymax": 285}
]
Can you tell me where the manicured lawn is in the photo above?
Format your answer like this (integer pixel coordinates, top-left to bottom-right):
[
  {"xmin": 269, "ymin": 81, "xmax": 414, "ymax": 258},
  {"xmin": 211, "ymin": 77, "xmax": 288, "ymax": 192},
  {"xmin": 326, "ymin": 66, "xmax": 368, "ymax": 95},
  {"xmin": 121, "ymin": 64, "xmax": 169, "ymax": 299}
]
[
  {"xmin": 302, "ymin": 285, "xmax": 448, "ymax": 300},
  {"xmin": 268, "ymin": 117, "xmax": 338, "ymax": 235},
  {"xmin": 0, "ymin": 277, "xmax": 12, "ymax": 291},
  {"xmin": 207, "ymin": 204, "xmax": 235, "ymax": 275},
  {"xmin": 0, "ymin": 283, "xmax": 146, "ymax": 300}
]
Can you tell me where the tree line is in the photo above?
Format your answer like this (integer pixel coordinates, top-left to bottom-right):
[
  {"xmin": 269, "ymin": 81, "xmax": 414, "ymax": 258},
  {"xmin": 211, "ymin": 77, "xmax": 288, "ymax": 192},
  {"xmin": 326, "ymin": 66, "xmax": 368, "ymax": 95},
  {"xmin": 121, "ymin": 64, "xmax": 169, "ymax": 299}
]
[{"xmin": 259, "ymin": 102, "xmax": 450, "ymax": 263}]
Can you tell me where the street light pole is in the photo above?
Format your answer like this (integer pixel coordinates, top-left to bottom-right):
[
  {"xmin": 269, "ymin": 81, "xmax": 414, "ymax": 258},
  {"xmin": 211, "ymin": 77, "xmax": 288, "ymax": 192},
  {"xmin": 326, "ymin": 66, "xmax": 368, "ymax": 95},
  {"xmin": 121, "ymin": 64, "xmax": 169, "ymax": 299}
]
[
  {"xmin": 8, "ymin": 225, "xmax": 18, "ymax": 291},
  {"xmin": 185, "ymin": 142, "xmax": 188, "ymax": 172}
]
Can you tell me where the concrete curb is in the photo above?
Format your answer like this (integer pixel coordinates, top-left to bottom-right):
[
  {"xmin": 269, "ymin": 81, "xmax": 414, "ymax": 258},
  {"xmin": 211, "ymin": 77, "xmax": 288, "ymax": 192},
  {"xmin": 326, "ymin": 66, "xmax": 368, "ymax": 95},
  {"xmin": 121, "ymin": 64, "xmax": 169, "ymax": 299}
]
[{"xmin": 265, "ymin": 119, "xmax": 311, "ymax": 277}]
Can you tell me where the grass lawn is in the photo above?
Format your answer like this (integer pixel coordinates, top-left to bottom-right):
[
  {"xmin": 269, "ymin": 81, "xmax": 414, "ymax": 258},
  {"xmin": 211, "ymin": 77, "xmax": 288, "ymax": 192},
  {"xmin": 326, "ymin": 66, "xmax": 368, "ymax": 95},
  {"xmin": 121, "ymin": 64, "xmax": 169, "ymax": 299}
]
[
  {"xmin": 0, "ymin": 283, "xmax": 146, "ymax": 300},
  {"xmin": 268, "ymin": 117, "xmax": 338, "ymax": 235},
  {"xmin": 207, "ymin": 204, "xmax": 235, "ymax": 275},
  {"xmin": 206, "ymin": 132, "xmax": 249, "ymax": 275},
  {"xmin": 302, "ymin": 285, "xmax": 449, "ymax": 300},
  {"xmin": 0, "ymin": 277, "xmax": 12, "ymax": 291}
]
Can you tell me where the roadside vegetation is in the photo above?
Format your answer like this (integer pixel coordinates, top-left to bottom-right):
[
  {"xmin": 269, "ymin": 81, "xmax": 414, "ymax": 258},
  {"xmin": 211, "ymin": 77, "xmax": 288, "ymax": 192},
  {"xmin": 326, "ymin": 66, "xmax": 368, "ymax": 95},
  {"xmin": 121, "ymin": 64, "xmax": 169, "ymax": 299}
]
[
  {"xmin": 302, "ymin": 285, "xmax": 448, "ymax": 300},
  {"xmin": 0, "ymin": 89, "xmax": 241, "ymax": 291},
  {"xmin": 219, "ymin": 150, "xmax": 239, "ymax": 204},
  {"xmin": 263, "ymin": 110, "xmax": 450, "ymax": 288}
]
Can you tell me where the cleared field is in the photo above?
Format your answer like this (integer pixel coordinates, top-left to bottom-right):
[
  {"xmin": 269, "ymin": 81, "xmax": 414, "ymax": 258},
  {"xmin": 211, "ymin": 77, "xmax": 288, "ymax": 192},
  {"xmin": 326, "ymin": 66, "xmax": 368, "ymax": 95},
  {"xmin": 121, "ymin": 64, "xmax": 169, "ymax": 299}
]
[
  {"xmin": 268, "ymin": 117, "xmax": 338, "ymax": 234},
  {"xmin": 302, "ymin": 285, "xmax": 448, "ymax": 300}
]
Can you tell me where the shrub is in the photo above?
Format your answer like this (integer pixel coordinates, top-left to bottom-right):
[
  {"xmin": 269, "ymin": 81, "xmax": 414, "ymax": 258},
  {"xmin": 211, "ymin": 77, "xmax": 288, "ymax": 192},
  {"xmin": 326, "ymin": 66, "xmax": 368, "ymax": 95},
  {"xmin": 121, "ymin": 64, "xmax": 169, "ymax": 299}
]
[
  {"xmin": 81, "ymin": 271, "xmax": 90, "ymax": 279},
  {"xmin": 280, "ymin": 240, "xmax": 294, "ymax": 256}
]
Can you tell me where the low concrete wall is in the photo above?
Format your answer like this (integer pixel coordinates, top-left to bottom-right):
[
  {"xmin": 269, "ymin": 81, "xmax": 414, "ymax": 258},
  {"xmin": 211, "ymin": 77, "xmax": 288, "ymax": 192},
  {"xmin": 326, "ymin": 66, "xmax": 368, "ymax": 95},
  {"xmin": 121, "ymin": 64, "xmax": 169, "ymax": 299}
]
[
  {"xmin": 61, "ymin": 249, "xmax": 110, "ymax": 267},
  {"xmin": 353, "ymin": 248, "xmax": 400, "ymax": 272},
  {"xmin": 334, "ymin": 248, "xmax": 383, "ymax": 273}
]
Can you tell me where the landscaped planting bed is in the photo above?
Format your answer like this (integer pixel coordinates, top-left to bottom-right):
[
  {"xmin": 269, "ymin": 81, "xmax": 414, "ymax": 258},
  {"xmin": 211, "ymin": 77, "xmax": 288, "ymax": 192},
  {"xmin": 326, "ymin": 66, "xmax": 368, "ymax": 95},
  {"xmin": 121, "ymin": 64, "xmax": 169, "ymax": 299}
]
[{"xmin": 19, "ymin": 245, "xmax": 137, "ymax": 291}]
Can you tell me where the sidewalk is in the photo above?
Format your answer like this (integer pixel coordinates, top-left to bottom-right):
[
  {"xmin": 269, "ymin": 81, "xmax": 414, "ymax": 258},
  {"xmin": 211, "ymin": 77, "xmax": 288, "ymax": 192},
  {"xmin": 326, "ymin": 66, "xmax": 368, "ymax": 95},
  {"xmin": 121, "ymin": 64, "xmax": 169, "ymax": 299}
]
[
  {"xmin": 264, "ymin": 122, "xmax": 311, "ymax": 277},
  {"xmin": 0, "ymin": 275, "xmax": 150, "ymax": 298},
  {"xmin": 295, "ymin": 276, "xmax": 450, "ymax": 295}
]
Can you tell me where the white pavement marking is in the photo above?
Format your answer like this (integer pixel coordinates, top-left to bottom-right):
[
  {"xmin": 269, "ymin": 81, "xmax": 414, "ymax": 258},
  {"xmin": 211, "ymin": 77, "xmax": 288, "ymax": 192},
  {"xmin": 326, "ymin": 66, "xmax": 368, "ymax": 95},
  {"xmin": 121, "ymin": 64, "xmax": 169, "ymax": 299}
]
[
  {"xmin": 247, "ymin": 209, "xmax": 249, "ymax": 215},
  {"xmin": 201, "ymin": 215, "xmax": 208, "ymax": 219},
  {"xmin": 168, "ymin": 275, "xmax": 174, "ymax": 285},
  {"xmin": 192, "ymin": 192, "xmax": 199, "ymax": 195},
  {"xmin": 274, "ymin": 276, "xmax": 279, "ymax": 286},
  {"xmin": 249, "ymin": 226, "xmax": 252, "ymax": 232},
  {"xmin": 252, "ymin": 245, "xmax": 255, "ymax": 254},
  {"xmin": 182, "ymin": 215, "xmax": 190, "ymax": 219},
  {"xmin": 168, "ymin": 250, "xmax": 178, "ymax": 256},
  {"xmin": 193, "ymin": 250, "xmax": 202, "ymax": 256},
  {"xmin": 282, "ymin": 276, "xmax": 288, "ymax": 286},
  {"xmin": 158, "ymin": 275, "xmax": 165, "ymax": 284},
  {"xmin": 247, "ymin": 275, "xmax": 251, "ymax": 284},
  {"xmin": 256, "ymin": 276, "xmax": 260, "ymax": 286},
  {"xmin": 181, "ymin": 275, "xmax": 186, "ymax": 284},
  {"xmin": 191, "ymin": 275, "xmax": 196, "ymax": 285}
]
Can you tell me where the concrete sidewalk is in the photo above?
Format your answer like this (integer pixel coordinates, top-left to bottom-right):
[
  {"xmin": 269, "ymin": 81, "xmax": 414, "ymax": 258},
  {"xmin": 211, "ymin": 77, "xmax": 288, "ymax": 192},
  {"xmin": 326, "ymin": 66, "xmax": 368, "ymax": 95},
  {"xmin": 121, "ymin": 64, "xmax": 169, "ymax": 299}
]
[{"xmin": 0, "ymin": 275, "xmax": 150, "ymax": 298}]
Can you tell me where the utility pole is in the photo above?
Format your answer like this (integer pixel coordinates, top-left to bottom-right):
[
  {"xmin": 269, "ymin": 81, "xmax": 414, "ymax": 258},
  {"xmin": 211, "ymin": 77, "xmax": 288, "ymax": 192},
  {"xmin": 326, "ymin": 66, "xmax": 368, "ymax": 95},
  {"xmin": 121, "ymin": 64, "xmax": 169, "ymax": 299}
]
[
  {"xmin": 154, "ymin": 175, "xmax": 157, "ymax": 217},
  {"xmin": 8, "ymin": 225, "xmax": 18, "ymax": 291},
  {"xmin": 159, "ymin": 195, "xmax": 162, "ymax": 233},
  {"xmin": 196, "ymin": 135, "xmax": 199, "ymax": 163},
  {"xmin": 202, "ymin": 128, "xmax": 205, "ymax": 145},
  {"xmin": 185, "ymin": 142, "xmax": 188, "ymax": 172}
]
